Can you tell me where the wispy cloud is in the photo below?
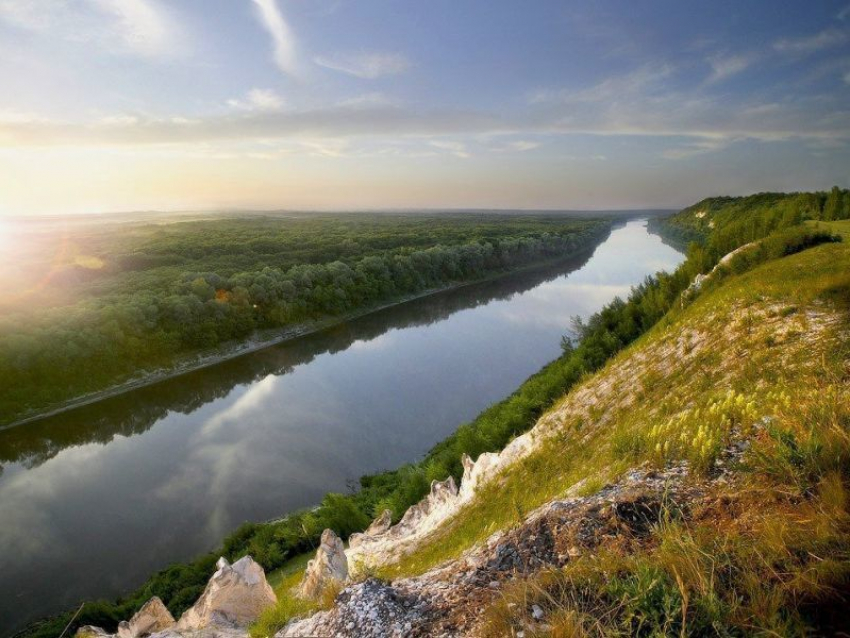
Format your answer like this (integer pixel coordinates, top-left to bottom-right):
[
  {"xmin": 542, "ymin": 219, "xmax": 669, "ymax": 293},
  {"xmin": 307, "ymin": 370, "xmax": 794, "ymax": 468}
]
[
  {"xmin": 773, "ymin": 28, "xmax": 849, "ymax": 54},
  {"xmin": 504, "ymin": 140, "xmax": 540, "ymax": 152},
  {"xmin": 428, "ymin": 139, "xmax": 470, "ymax": 158},
  {"xmin": 227, "ymin": 88, "xmax": 286, "ymax": 111},
  {"xmin": 336, "ymin": 92, "xmax": 397, "ymax": 108},
  {"xmin": 706, "ymin": 52, "xmax": 756, "ymax": 82},
  {"xmin": 661, "ymin": 138, "xmax": 735, "ymax": 160},
  {"xmin": 529, "ymin": 64, "xmax": 674, "ymax": 104},
  {"xmin": 0, "ymin": 0, "xmax": 182, "ymax": 57},
  {"xmin": 251, "ymin": 0, "xmax": 298, "ymax": 76},
  {"xmin": 315, "ymin": 51, "xmax": 410, "ymax": 79},
  {"xmin": 89, "ymin": 0, "xmax": 176, "ymax": 57}
]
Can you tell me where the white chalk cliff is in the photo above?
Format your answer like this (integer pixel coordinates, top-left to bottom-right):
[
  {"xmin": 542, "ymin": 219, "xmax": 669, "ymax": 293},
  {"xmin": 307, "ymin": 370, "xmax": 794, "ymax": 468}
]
[
  {"xmin": 75, "ymin": 556, "xmax": 276, "ymax": 638},
  {"xmin": 298, "ymin": 528, "xmax": 349, "ymax": 600},
  {"xmin": 344, "ymin": 426, "xmax": 539, "ymax": 572}
]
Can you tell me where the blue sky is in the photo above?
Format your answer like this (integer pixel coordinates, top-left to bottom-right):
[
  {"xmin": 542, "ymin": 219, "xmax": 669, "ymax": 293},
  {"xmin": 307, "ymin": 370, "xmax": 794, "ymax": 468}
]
[{"xmin": 0, "ymin": 0, "xmax": 848, "ymax": 214}]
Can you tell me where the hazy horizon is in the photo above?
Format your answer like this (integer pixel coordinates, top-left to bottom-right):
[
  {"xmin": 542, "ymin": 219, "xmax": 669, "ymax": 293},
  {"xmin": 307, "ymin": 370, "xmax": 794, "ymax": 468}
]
[{"xmin": 1, "ymin": 0, "xmax": 849, "ymax": 216}]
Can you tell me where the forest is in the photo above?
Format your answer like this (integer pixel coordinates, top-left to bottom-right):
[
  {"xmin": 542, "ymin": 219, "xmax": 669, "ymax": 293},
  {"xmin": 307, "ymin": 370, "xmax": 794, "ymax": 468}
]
[
  {"xmin": 0, "ymin": 213, "xmax": 611, "ymax": 425},
  {"xmin": 20, "ymin": 191, "xmax": 843, "ymax": 638}
]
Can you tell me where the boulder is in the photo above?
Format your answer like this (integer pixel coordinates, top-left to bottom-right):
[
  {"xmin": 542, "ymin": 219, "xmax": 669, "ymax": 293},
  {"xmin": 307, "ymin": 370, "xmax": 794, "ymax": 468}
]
[
  {"xmin": 117, "ymin": 597, "xmax": 175, "ymax": 638},
  {"xmin": 177, "ymin": 556, "xmax": 276, "ymax": 630},
  {"xmin": 75, "ymin": 627, "xmax": 113, "ymax": 638},
  {"xmin": 298, "ymin": 529, "xmax": 348, "ymax": 600}
]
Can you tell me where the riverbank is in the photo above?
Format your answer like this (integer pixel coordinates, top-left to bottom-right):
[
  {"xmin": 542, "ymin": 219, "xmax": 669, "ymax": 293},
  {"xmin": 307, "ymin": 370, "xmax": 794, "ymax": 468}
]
[
  {"xmin": 4, "ymin": 218, "xmax": 686, "ymax": 637},
  {"xmin": 10, "ymin": 218, "xmax": 688, "ymax": 638},
  {"xmin": 3, "ymin": 229, "xmax": 615, "ymax": 431}
]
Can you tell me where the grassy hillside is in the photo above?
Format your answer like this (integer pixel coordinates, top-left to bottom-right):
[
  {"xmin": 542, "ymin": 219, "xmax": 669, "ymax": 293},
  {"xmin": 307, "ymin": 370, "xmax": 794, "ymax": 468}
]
[
  {"xmin": 351, "ymin": 222, "xmax": 850, "ymax": 635},
  {"xmin": 253, "ymin": 211, "xmax": 848, "ymax": 636}
]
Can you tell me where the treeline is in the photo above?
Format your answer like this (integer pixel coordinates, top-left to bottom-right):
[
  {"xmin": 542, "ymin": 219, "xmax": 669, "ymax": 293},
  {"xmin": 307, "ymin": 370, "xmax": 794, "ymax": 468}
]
[
  {"xmin": 0, "ymin": 221, "xmax": 608, "ymax": 424},
  {"xmin": 22, "ymin": 195, "xmax": 840, "ymax": 638},
  {"xmin": 648, "ymin": 187, "xmax": 850, "ymax": 249}
]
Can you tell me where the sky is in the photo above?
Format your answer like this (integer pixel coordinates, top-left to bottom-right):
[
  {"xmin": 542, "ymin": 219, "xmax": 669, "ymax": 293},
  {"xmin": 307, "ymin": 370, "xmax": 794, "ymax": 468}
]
[{"xmin": 0, "ymin": 0, "xmax": 849, "ymax": 215}]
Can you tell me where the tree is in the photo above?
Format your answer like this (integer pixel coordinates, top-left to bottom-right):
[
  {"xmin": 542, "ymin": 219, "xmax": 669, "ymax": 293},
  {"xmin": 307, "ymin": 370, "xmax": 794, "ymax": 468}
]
[{"xmin": 823, "ymin": 186, "xmax": 842, "ymax": 221}]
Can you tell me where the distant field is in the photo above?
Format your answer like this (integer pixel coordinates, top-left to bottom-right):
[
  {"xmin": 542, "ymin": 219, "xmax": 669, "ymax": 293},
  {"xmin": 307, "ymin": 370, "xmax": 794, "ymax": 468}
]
[{"xmin": 0, "ymin": 211, "xmax": 612, "ymax": 425}]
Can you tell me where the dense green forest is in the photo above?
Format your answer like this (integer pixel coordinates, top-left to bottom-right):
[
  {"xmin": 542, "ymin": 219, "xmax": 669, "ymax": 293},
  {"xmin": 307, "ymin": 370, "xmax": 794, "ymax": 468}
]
[
  {"xmin": 648, "ymin": 186, "xmax": 850, "ymax": 249},
  {"xmin": 0, "ymin": 213, "xmax": 611, "ymax": 424},
  {"xmin": 20, "ymin": 193, "xmax": 843, "ymax": 638}
]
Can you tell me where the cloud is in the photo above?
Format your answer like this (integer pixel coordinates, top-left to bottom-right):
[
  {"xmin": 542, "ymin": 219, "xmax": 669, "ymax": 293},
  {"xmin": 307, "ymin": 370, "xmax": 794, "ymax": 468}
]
[
  {"xmin": 315, "ymin": 51, "xmax": 410, "ymax": 79},
  {"xmin": 89, "ymin": 0, "xmax": 176, "ymax": 56},
  {"xmin": 529, "ymin": 64, "xmax": 674, "ymax": 105},
  {"xmin": 101, "ymin": 114, "xmax": 140, "ymax": 125},
  {"xmin": 706, "ymin": 53, "xmax": 755, "ymax": 82},
  {"xmin": 488, "ymin": 139, "xmax": 541, "ymax": 153},
  {"xmin": 3, "ymin": 76, "xmax": 850, "ymax": 151},
  {"xmin": 505, "ymin": 140, "xmax": 540, "ymax": 152},
  {"xmin": 336, "ymin": 92, "xmax": 397, "ymax": 109},
  {"xmin": 251, "ymin": 0, "xmax": 298, "ymax": 76},
  {"xmin": 0, "ymin": 0, "xmax": 182, "ymax": 57},
  {"xmin": 773, "ymin": 28, "xmax": 849, "ymax": 54},
  {"xmin": 428, "ymin": 140, "xmax": 470, "ymax": 158},
  {"xmin": 227, "ymin": 88, "xmax": 286, "ymax": 111},
  {"xmin": 661, "ymin": 138, "xmax": 734, "ymax": 160}
]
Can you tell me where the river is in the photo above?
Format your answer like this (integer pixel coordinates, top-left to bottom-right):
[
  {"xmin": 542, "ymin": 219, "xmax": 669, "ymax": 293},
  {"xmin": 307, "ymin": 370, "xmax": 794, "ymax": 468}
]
[{"xmin": 0, "ymin": 218, "xmax": 683, "ymax": 635}]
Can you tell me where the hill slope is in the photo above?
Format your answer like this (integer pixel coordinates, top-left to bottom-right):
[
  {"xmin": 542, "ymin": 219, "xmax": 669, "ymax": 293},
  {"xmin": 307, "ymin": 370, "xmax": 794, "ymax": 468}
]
[{"xmin": 275, "ymin": 222, "xmax": 850, "ymax": 636}]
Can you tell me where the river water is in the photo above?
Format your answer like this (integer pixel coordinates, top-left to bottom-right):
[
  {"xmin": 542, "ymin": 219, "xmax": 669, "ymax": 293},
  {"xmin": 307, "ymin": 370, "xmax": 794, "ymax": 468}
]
[{"xmin": 0, "ymin": 219, "xmax": 683, "ymax": 634}]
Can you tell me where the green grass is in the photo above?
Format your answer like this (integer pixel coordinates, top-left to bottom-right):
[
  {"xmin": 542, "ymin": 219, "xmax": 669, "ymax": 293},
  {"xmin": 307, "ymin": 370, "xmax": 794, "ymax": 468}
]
[{"xmin": 250, "ymin": 553, "xmax": 316, "ymax": 638}]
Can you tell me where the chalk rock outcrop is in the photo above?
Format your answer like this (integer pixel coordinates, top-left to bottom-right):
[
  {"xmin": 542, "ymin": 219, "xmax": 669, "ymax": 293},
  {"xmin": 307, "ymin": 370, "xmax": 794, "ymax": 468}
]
[
  {"xmin": 75, "ymin": 556, "xmax": 274, "ymax": 638},
  {"xmin": 345, "ymin": 429, "xmax": 539, "ymax": 571},
  {"xmin": 117, "ymin": 597, "xmax": 175, "ymax": 638},
  {"xmin": 299, "ymin": 529, "xmax": 349, "ymax": 600},
  {"xmin": 176, "ymin": 556, "xmax": 276, "ymax": 630},
  {"xmin": 349, "ymin": 509, "xmax": 392, "ymax": 548}
]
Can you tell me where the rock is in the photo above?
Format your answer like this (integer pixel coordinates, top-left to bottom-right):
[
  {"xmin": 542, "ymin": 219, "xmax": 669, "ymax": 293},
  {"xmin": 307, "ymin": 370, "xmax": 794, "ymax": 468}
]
[
  {"xmin": 349, "ymin": 510, "xmax": 393, "ymax": 548},
  {"xmin": 280, "ymin": 579, "xmax": 428, "ymax": 638},
  {"xmin": 76, "ymin": 627, "xmax": 113, "ymax": 638},
  {"xmin": 395, "ymin": 477, "xmax": 459, "ymax": 534},
  {"xmin": 299, "ymin": 529, "xmax": 349, "ymax": 600},
  {"xmin": 366, "ymin": 509, "xmax": 393, "ymax": 536},
  {"xmin": 177, "ymin": 556, "xmax": 276, "ymax": 630},
  {"xmin": 150, "ymin": 628, "xmax": 245, "ymax": 638},
  {"xmin": 117, "ymin": 597, "xmax": 175, "ymax": 638},
  {"xmin": 531, "ymin": 604, "xmax": 544, "ymax": 620}
]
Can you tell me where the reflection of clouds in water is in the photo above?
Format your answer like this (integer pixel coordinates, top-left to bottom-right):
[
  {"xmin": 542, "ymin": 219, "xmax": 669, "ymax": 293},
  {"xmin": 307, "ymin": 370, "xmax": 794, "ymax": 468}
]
[
  {"xmin": 0, "ymin": 445, "xmax": 104, "ymax": 563},
  {"xmin": 153, "ymin": 372, "xmax": 356, "ymax": 542},
  {"xmin": 494, "ymin": 283, "xmax": 633, "ymax": 329},
  {"xmin": 197, "ymin": 375, "xmax": 279, "ymax": 439},
  {"xmin": 152, "ymin": 377, "xmax": 281, "ymax": 539},
  {"xmin": 348, "ymin": 332, "xmax": 397, "ymax": 352}
]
